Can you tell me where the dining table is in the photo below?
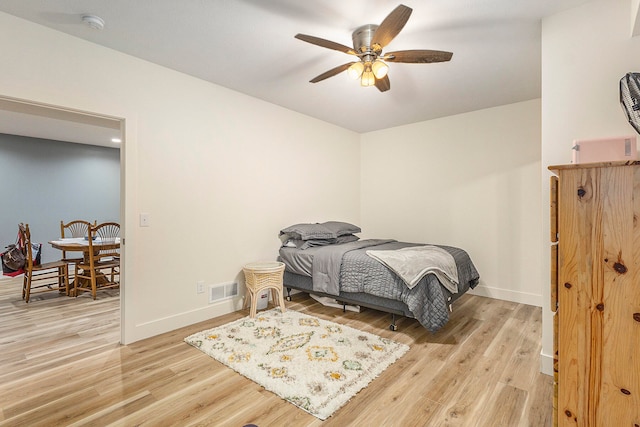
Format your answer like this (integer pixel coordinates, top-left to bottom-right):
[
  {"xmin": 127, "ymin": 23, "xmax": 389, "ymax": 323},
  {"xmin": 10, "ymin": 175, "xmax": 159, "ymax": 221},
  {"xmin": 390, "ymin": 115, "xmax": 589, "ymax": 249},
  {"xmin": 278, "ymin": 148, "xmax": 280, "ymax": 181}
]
[
  {"xmin": 49, "ymin": 237, "xmax": 120, "ymax": 261},
  {"xmin": 48, "ymin": 237, "xmax": 120, "ymax": 293}
]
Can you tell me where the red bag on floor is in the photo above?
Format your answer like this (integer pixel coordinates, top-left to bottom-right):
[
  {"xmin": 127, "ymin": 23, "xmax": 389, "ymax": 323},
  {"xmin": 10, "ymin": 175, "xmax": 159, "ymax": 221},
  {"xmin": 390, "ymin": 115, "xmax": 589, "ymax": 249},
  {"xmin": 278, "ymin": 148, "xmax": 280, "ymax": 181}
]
[{"xmin": 1, "ymin": 248, "xmax": 24, "ymax": 276}]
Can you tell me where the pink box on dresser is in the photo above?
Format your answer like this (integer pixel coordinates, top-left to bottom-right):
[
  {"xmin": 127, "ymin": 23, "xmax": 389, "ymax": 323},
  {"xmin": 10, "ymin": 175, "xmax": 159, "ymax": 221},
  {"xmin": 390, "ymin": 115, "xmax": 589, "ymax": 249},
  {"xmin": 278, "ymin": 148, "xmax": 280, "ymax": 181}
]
[{"xmin": 571, "ymin": 135, "xmax": 637, "ymax": 164}]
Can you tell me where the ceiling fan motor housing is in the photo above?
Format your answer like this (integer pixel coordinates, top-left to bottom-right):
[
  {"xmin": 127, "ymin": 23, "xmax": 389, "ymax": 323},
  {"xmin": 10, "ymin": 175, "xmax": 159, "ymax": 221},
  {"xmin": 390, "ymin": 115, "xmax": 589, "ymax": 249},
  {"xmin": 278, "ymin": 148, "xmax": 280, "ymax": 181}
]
[{"xmin": 352, "ymin": 24, "xmax": 380, "ymax": 59}]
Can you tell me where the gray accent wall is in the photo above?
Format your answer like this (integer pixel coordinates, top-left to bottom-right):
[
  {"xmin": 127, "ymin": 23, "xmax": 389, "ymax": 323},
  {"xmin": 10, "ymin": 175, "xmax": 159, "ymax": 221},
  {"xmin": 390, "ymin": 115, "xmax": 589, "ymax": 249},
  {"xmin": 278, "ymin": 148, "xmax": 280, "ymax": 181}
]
[{"xmin": 0, "ymin": 133, "xmax": 120, "ymax": 264}]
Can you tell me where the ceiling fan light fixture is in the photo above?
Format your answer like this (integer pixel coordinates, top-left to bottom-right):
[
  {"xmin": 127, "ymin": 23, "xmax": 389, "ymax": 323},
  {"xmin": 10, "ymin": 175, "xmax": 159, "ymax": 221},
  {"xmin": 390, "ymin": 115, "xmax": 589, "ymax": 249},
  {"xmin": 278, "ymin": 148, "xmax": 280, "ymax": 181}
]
[
  {"xmin": 347, "ymin": 62, "xmax": 364, "ymax": 79},
  {"xmin": 372, "ymin": 60, "xmax": 389, "ymax": 79},
  {"xmin": 361, "ymin": 70, "xmax": 375, "ymax": 87}
]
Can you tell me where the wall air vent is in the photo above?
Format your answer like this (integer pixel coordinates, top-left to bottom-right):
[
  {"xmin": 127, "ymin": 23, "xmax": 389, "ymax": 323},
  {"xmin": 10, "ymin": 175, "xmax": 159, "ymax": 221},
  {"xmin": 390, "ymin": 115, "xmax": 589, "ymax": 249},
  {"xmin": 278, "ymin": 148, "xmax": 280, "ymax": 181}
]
[{"xmin": 209, "ymin": 281, "xmax": 238, "ymax": 304}]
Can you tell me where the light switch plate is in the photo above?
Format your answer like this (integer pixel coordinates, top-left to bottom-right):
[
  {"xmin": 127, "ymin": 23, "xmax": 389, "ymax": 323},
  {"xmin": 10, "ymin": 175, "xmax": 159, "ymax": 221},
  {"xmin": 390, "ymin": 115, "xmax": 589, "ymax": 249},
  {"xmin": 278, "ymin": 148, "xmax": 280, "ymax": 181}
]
[{"xmin": 140, "ymin": 213, "xmax": 150, "ymax": 227}]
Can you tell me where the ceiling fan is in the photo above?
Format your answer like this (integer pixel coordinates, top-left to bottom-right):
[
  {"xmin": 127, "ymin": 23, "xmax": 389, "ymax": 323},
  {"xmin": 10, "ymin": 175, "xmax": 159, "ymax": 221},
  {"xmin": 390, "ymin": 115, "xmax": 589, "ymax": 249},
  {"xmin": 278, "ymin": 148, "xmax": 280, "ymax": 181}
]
[{"xmin": 295, "ymin": 4, "xmax": 452, "ymax": 92}]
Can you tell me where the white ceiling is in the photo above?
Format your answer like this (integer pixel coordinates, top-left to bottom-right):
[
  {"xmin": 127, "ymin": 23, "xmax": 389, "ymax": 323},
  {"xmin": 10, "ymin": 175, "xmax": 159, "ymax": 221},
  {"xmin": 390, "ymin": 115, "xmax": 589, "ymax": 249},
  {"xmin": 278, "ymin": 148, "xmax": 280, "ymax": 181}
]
[{"xmin": 0, "ymin": 0, "xmax": 592, "ymax": 142}]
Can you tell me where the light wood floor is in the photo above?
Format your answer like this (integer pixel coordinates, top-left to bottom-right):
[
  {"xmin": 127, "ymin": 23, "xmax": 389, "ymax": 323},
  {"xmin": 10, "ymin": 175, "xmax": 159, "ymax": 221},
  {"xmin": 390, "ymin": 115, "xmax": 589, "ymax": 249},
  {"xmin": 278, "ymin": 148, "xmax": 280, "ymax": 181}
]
[{"xmin": 0, "ymin": 275, "xmax": 553, "ymax": 426}]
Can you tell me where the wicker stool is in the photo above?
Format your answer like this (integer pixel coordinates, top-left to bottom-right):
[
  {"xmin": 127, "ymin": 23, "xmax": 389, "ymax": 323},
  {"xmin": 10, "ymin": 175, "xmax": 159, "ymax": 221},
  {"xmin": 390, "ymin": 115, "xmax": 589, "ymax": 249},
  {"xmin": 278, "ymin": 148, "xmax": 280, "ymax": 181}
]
[{"xmin": 242, "ymin": 261, "xmax": 286, "ymax": 318}]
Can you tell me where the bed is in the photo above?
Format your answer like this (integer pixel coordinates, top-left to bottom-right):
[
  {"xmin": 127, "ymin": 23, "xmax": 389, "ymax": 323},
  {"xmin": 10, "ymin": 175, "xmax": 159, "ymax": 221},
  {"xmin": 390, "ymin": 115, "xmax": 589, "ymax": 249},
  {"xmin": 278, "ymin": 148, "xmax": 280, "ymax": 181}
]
[{"xmin": 277, "ymin": 222, "xmax": 480, "ymax": 332}]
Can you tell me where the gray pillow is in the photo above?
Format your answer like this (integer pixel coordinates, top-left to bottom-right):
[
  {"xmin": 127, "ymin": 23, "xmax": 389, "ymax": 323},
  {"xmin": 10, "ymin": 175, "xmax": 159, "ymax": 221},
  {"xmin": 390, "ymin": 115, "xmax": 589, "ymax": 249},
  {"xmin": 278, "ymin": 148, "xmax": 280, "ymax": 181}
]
[
  {"xmin": 321, "ymin": 221, "xmax": 361, "ymax": 236},
  {"xmin": 284, "ymin": 234, "xmax": 360, "ymax": 250},
  {"xmin": 279, "ymin": 223, "xmax": 336, "ymax": 240}
]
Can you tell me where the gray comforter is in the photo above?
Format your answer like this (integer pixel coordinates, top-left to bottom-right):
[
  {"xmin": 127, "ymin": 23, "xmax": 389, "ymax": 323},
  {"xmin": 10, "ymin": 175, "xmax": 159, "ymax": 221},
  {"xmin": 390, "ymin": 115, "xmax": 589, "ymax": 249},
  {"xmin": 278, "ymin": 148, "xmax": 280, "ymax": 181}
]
[
  {"xmin": 281, "ymin": 239, "xmax": 480, "ymax": 332},
  {"xmin": 311, "ymin": 239, "xmax": 395, "ymax": 295}
]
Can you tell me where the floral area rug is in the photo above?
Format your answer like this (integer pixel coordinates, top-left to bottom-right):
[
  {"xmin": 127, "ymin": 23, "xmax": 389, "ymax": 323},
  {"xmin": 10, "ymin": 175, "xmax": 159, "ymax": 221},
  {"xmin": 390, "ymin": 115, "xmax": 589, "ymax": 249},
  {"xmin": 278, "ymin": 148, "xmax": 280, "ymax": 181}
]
[{"xmin": 184, "ymin": 308, "xmax": 409, "ymax": 420}]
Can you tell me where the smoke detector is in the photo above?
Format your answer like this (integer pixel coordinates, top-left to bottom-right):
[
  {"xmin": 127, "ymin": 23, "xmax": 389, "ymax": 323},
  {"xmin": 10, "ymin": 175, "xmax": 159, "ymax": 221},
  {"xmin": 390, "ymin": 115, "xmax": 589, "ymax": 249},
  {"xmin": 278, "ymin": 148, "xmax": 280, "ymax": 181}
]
[{"xmin": 82, "ymin": 14, "xmax": 105, "ymax": 30}]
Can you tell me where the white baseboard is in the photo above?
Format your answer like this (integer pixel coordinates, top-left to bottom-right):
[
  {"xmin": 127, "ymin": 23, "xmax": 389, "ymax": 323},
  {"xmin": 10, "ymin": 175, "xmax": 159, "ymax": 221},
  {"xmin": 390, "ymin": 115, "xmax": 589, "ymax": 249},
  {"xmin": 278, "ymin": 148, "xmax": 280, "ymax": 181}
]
[
  {"xmin": 124, "ymin": 297, "xmax": 244, "ymax": 344},
  {"xmin": 124, "ymin": 288, "xmax": 327, "ymax": 344},
  {"xmin": 123, "ymin": 287, "xmax": 543, "ymax": 344},
  {"xmin": 540, "ymin": 350, "xmax": 554, "ymax": 376},
  {"xmin": 468, "ymin": 284, "xmax": 542, "ymax": 307}
]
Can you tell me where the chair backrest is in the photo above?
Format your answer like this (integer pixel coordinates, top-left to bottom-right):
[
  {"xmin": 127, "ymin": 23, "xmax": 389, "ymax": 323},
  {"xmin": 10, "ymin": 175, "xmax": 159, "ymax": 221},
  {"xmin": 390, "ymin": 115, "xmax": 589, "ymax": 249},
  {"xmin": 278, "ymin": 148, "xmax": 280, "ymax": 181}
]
[
  {"xmin": 60, "ymin": 220, "xmax": 96, "ymax": 238},
  {"xmin": 95, "ymin": 222, "xmax": 120, "ymax": 241},
  {"xmin": 91, "ymin": 222, "xmax": 120, "ymax": 260},
  {"xmin": 60, "ymin": 220, "xmax": 96, "ymax": 261}
]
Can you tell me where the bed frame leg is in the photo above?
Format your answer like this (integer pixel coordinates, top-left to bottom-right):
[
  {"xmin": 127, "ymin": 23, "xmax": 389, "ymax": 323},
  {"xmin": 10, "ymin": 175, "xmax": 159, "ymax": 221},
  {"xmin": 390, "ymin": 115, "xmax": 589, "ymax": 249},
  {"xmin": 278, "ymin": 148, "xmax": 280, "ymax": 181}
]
[
  {"xmin": 389, "ymin": 314, "xmax": 398, "ymax": 331},
  {"xmin": 285, "ymin": 287, "xmax": 292, "ymax": 302}
]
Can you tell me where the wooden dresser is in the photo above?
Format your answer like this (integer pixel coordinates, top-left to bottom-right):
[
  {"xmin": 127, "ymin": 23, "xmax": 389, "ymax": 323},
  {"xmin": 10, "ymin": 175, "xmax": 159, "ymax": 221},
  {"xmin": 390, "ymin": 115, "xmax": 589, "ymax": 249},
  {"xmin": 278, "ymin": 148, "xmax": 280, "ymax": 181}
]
[{"xmin": 549, "ymin": 161, "xmax": 640, "ymax": 427}]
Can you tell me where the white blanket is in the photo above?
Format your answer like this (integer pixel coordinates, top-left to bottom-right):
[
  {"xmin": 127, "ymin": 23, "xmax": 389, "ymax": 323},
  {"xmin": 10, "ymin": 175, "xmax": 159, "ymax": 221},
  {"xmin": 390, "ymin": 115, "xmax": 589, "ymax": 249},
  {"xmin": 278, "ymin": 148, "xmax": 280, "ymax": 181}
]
[{"xmin": 366, "ymin": 245, "xmax": 459, "ymax": 293}]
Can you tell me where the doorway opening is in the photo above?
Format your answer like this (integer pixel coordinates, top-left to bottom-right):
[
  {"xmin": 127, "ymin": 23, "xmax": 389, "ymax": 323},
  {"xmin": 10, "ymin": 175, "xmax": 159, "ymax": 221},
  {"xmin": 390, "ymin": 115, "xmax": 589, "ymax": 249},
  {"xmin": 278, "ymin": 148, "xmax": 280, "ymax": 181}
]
[{"xmin": 0, "ymin": 94, "xmax": 125, "ymax": 343}]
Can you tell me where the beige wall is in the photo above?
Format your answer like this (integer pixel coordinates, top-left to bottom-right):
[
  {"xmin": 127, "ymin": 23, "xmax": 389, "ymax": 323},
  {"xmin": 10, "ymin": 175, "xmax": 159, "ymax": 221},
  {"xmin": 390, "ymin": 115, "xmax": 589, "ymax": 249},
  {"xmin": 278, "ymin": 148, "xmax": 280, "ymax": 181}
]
[
  {"xmin": 361, "ymin": 99, "xmax": 542, "ymax": 306},
  {"xmin": 0, "ymin": 12, "xmax": 360, "ymax": 343},
  {"xmin": 540, "ymin": 0, "xmax": 640, "ymax": 374}
]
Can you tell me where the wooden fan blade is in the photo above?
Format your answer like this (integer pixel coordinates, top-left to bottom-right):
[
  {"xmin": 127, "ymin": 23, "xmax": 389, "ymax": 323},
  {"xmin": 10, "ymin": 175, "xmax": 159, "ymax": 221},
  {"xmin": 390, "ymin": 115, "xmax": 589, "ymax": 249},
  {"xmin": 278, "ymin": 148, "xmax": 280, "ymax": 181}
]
[
  {"xmin": 295, "ymin": 34, "xmax": 357, "ymax": 55},
  {"xmin": 385, "ymin": 50, "xmax": 453, "ymax": 63},
  {"xmin": 309, "ymin": 62, "xmax": 356, "ymax": 83},
  {"xmin": 370, "ymin": 4, "xmax": 412, "ymax": 49},
  {"xmin": 375, "ymin": 75, "xmax": 390, "ymax": 92}
]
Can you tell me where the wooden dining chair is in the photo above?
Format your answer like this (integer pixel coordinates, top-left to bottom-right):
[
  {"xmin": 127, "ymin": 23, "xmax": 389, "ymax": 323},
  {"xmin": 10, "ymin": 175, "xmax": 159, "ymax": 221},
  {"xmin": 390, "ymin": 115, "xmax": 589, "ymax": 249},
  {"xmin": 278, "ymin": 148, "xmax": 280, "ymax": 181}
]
[
  {"xmin": 74, "ymin": 222, "xmax": 120, "ymax": 299},
  {"xmin": 60, "ymin": 220, "xmax": 96, "ymax": 263},
  {"xmin": 19, "ymin": 223, "xmax": 70, "ymax": 303},
  {"xmin": 95, "ymin": 222, "xmax": 121, "ymax": 276}
]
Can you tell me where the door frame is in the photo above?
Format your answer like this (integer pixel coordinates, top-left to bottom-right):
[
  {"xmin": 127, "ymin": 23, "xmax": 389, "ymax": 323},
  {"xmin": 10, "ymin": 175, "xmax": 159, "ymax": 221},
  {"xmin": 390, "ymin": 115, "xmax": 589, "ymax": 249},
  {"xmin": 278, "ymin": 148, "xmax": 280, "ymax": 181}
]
[{"xmin": 0, "ymin": 94, "xmax": 129, "ymax": 344}]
